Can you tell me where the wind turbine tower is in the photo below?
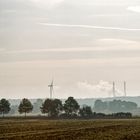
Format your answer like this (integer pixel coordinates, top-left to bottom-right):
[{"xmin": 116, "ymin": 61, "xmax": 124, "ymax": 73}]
[
  {"xmin": 48, "ymin": 80, "xmax": 54, "ymax": 99},
  {"xmin": 124, "ymin": 81, "xmax": 126, "ymax": 97},
  {"xmin": 112, "ymin": 81, "xmax": 115, "ymax": 97}
]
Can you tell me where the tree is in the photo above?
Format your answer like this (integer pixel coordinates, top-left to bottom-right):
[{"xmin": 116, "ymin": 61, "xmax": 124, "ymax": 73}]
[
  {"xmin": 63, "ymin": 97, "xmax": 80, "ymax": 116},
  {"xmin": 94, "ymin": 100, "xmax": 107, "ymax": 112},
  {"xmin": 123, "ymin": 101, "xmax": 137, "ymax": 111},
  {"xmin": 0, "ymin": 99, "xmax": 11, "ymax": 118},
  {"xmin": 51, "ymin": 99, "xmax": 63, "ymax": 117},
  {"xmin": 108, "ymin": 100, "xmax": 122, "ymax": 112},
  {"xmin": 41, "ymin": 99, "xmax": 51, "ymax": 115},
  {"xmin": 18, "ymin": 98, "xmax": 33, "ymax": 117},
  {"xmin": 79, "ymin": 105, "xmax": 92, "ymax": 118},
  {"xmin": 108, "ymin": 100, "xmax": 138, "ymax": 112},
  {"xmin": 41, "ymin": 99, "xmax": 63, "ymax": 117}
]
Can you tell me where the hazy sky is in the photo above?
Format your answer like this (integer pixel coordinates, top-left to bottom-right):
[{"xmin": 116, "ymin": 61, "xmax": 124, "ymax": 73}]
[{"xmin": 0, "ymin": 0, "xmax": 140, "ymax": 99}]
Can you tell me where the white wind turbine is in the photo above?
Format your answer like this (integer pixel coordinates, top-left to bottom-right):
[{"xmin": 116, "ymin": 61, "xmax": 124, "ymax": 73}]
[{"xmin": 48, "ymin": 80, "xmax": 54, "ymax": 99}]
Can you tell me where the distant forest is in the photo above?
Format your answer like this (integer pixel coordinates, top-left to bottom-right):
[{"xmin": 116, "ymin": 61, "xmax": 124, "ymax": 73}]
[{"xmin": 0, "ymin": 97, "xmax": 139, "ymax": 118}]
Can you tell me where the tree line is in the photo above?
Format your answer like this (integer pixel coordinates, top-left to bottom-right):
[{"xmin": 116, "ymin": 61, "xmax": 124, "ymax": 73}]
[
  {"xmin": 0, "ymin": 97, "xmax": 136, "ymax": 118},
  {"xmin": 94, "ymin": 99, "xmax": 137, "ymax": 112}
]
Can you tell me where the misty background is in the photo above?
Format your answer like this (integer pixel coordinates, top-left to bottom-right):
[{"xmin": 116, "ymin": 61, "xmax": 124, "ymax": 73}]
[{"xmin": 0, "ymin": 0, "xmax": 140, "ymax": 99}]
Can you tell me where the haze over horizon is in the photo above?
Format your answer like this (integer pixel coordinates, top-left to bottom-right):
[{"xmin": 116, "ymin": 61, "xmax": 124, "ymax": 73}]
[{"xmin": 0, "ymin": 0, "xmax": 140, "ymax": 99}]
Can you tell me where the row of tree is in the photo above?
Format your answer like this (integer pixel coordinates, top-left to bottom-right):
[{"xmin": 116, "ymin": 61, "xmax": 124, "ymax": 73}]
[
  {"xmin": 0, "ymin": 97, "xmax": 79, "ymax": 117},
  {"xmin": 0, "ymin": 97, "xmax": 134, "ymax": 118},
  {"xmin": 94, "ymin": 99, "xmax": 137, "ymax": 112}
]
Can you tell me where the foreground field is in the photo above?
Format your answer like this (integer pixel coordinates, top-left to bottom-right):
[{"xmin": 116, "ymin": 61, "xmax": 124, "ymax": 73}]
[{"xmin": 0, "ymin": 119, "xmax": 140, "ymax": 140}]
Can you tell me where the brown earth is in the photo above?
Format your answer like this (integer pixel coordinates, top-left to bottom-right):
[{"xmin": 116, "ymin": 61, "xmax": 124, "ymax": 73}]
[{"xmin": 0, "ymin": 119, "xmax": 140, "ymax": 140}]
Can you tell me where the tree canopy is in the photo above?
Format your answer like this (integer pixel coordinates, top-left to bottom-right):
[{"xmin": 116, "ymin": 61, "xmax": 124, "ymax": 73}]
[
  {"xmin": 41, "ymin": 98, "xmax": 63, "ymax": 117},
  {"xmin": 18, "ymin": 98, "xmax": 33, "ymax": 117},
  {"xmin": 94, "ymin": 100, "xmax": 107, "ymax": 112},
  {"xmin": 0, "ymin": 98, "xmax": 11, "ymax": 117},
  {"xmin": 79, "ymin": 105, "xmax": 92, "ymax": 118},
  {"xmin": 94, "ymin": 99, "xmax": 137, "ymax": 113},
  {"xmin": 64, "ymin": 97, "xmax": 80, "ymax": 116}
]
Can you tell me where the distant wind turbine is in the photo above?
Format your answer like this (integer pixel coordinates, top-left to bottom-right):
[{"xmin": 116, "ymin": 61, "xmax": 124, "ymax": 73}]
[
  {"xmin": 48, "ymin": 80, "xmax": 54, "ymax": 99},
  {"xmin": 112, "ymin": 81, "xmax": 116, "ymax": 97},
  {"xmin": 124, "ymin": 81, "xmax": 126, "ymax": 97}
]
